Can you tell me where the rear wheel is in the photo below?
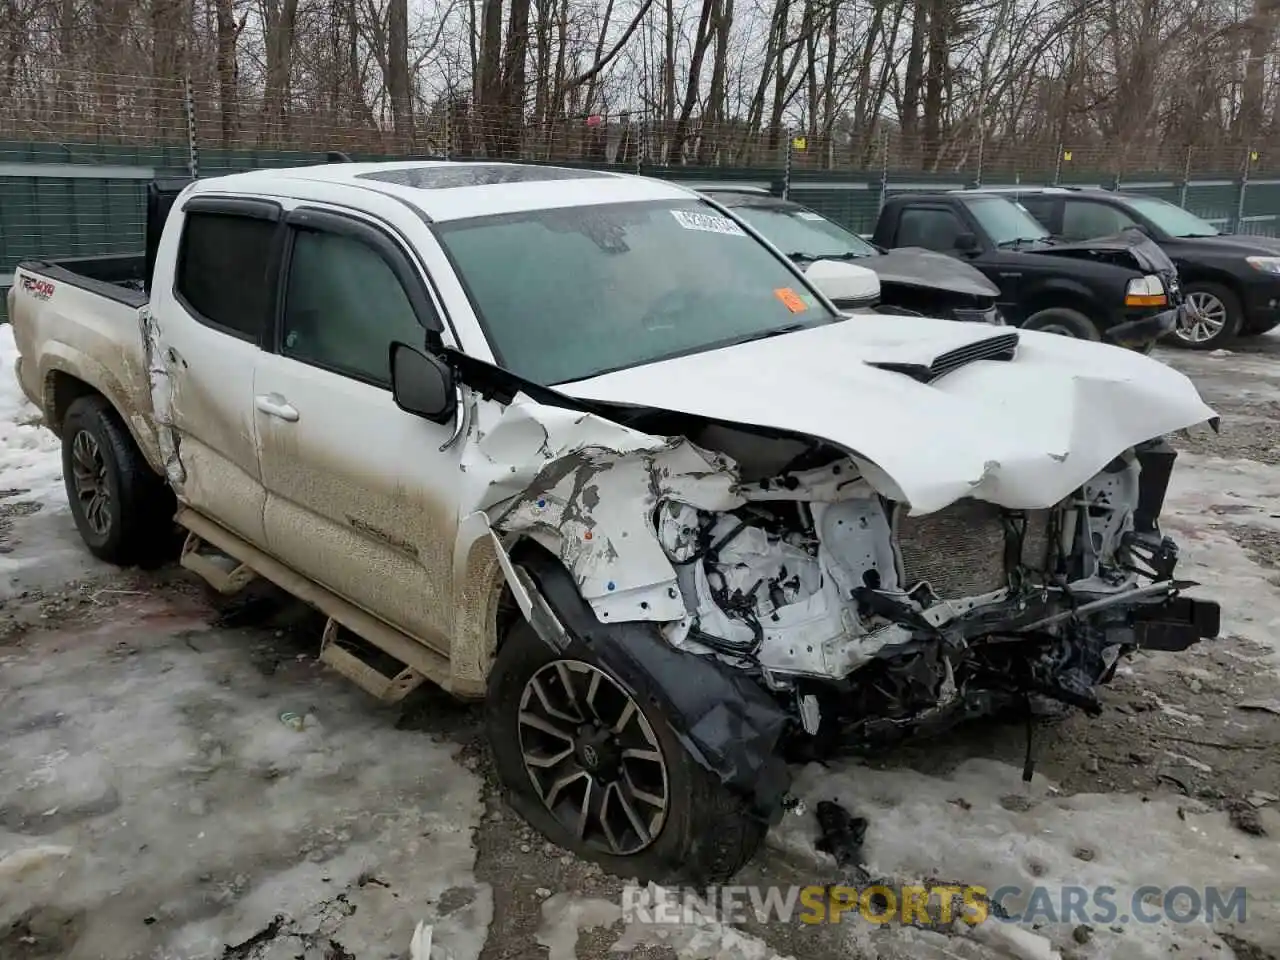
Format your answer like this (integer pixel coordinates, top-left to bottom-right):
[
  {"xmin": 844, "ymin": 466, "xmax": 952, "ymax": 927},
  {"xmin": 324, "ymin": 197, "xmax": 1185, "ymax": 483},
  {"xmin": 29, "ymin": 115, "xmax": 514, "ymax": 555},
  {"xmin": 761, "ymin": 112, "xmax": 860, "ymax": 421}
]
[
  {"xmin": 1170, "ymin": 282, "xmax": 1242, "ymax": 349},
  {"xmin": 486, "ymin": 617, "xmax": 765, "ymax": 883},
  {"xmin": 1021, "ymin": 307, "xmax": 1101, "ymax": 340},
  {"xmin": 61, "ymin": 395, "xmax": 177, "ymax": 566}
]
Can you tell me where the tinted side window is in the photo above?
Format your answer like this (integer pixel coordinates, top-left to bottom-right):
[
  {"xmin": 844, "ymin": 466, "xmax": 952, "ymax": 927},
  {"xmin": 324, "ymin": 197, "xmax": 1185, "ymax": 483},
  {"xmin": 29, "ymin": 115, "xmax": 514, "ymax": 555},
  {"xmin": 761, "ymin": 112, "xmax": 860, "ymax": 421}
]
[
  {"xmin": 1061, "ymin": 200, "xmax": 1137, "ymax": 241},
  {"xmin": 281, "ymin": 229, "xmax": 426, "ymax": 386},
  {"xmin": 1018, "ymin": 196, "xmax": 1055, "ymax": 228},
  {"xmin": 176, "ymin": 212, "xmax": 277, "ymax": 340},
  {"xmin": 897, "ymin": 207, "xmax": 967, "ymax": 251}
]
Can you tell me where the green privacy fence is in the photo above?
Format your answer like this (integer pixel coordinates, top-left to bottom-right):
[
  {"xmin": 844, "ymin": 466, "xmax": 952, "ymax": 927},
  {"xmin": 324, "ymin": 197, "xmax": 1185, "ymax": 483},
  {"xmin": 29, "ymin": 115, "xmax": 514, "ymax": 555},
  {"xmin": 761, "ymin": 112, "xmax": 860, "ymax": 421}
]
[{"xmin": 4, "ymin": 141, "xmax": 1279, "ymax": 323}]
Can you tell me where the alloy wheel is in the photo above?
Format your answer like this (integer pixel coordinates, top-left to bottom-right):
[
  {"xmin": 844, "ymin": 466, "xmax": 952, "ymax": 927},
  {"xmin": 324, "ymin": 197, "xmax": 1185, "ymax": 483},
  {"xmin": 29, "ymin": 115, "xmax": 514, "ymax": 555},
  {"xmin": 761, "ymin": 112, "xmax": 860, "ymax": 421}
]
[
  {"xmin": 70, "ymin": 429, "xmax": 112, "ymax": 537},
  {"xmin": 517, "ymin": 659, "xmax": 669, "ymax": 856},
  {"xmin": 1176, "ymin": 292, "xmax": 1228, "ymax": 344}
]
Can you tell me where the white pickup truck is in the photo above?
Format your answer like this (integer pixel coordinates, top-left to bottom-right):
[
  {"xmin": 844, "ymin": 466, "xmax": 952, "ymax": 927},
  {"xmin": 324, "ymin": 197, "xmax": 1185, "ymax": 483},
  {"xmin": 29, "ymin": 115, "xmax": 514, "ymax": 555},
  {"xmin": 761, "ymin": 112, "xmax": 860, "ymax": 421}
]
[{"xmin": 7, "ymin": 161, "xmax": 1222, "ymax": 883}]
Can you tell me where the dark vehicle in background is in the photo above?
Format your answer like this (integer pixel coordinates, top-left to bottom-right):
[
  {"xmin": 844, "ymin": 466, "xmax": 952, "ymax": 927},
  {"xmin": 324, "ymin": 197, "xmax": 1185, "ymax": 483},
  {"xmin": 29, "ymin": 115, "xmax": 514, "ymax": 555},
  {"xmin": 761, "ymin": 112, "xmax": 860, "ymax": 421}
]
[
  {"xmin": 871, "ymin": 191, "xmax": 1187, "ymax": 349},
  {"xmin": 986, "ymin": 186, "xmax": 1280, "ymax": 350},
  {"xmin": 701, "ymin": 188, "xmax": 1003, "ymax": 323}
]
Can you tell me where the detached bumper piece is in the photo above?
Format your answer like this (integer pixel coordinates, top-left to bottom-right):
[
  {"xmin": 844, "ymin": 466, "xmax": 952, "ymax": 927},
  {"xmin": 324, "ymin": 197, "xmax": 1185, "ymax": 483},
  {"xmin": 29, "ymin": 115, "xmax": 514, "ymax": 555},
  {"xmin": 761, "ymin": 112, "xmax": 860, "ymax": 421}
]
[
  {"xmin": 1132, "ymin": 596, "xmax": 1221, "ymax": 652},
  {"xmin": 1105, "ymin": 304, "xmax": 1181, "ymax": 349}
]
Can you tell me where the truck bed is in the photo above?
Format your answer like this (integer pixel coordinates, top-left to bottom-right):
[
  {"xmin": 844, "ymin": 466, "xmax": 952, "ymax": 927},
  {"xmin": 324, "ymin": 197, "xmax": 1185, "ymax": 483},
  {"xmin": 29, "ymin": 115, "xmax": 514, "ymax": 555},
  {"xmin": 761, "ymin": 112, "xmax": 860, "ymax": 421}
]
[
  {"xmin": 18, "ymin": 252, "xmax": 149, "ymax": 306},
  {"xmin": 9, "ymin": 254, "xmax": 162, "ymax": 475}
]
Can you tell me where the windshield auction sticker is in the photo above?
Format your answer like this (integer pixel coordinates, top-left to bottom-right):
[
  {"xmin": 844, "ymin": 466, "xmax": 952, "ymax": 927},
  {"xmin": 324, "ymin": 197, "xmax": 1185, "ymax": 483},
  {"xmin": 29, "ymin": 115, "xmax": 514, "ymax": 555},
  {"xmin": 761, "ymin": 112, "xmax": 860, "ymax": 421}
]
[
  {"xmin": 671, "ymin": 209, "xmax": 747, "ymax": 236},
  {"xmin": 774, "ymin": 287, "xmax": 808, "ymax": 312}
]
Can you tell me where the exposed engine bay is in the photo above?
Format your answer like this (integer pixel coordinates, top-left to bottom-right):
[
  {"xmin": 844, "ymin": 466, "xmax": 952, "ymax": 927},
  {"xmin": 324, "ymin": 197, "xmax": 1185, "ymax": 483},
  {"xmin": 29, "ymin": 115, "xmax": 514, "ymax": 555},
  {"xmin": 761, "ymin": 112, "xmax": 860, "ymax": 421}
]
[
  {"xmin": 461, "ymin": 321, "xmax": 1221, "ymax": 816},
  {"xmin": 631, "ymin": 429, "xmax": 1218, "ymax": 750}
]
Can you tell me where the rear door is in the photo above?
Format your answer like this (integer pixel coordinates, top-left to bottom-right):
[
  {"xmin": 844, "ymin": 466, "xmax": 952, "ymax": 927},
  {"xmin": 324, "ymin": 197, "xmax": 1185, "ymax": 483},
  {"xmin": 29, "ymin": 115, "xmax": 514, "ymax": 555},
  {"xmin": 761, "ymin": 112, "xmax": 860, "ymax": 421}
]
[
  {"xmin": 252, "ymin": 205, "xmax": 464, "ymax": 653},
  {"xmin": 1016, "ymin": 195, "xmax": 1060, "ymax": 235},
  {"xmin": 150, "ymin": 196, "xmax": 282, "ymax": 545}
]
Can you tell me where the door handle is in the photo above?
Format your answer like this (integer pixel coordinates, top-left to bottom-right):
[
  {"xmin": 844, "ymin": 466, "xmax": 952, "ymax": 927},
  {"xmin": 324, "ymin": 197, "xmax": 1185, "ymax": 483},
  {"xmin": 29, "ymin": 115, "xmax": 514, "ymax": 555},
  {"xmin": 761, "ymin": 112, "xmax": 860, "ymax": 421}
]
[{"xmin": 254, "ymin": 393, "xmax": 299, "ymax": 422}]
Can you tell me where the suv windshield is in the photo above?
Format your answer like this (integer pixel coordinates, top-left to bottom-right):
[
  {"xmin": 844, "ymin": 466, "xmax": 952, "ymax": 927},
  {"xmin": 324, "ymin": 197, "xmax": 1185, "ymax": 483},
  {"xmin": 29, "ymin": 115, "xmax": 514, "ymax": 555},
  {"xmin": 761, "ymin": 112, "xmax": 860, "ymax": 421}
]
[
  {"xmin": 725, "ymin": 202, "xmax": 880, "ymax": 261},
  {"xmin": 1123, "ymin": 196, "xmax": 1220, "ymax": 237},
  {"xmin": 962, "ymin": 196, "xmax": 1051, "ymax": 246},
  {"xmin": 435, "ymin": 200, "xmax": 838, "ymax": 384}
]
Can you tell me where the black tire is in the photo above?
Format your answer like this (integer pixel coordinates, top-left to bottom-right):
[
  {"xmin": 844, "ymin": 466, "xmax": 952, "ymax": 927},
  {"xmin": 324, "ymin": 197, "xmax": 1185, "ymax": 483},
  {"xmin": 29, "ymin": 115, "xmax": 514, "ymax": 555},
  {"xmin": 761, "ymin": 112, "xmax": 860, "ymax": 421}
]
[
  {"xmin": 486, "ymin": 617, "xmax": 766, "ymax": 883},
  {"xmin": 1021, "ymin": 307, "xmax": 1101, "ymax": 340},
  {"xmin": 1169, "ymin": 281, "xmax": 1242, "ymax": 350},
  {"xmin": 61, "ymin": 395, "xmax": 177, "ymax": 567}
]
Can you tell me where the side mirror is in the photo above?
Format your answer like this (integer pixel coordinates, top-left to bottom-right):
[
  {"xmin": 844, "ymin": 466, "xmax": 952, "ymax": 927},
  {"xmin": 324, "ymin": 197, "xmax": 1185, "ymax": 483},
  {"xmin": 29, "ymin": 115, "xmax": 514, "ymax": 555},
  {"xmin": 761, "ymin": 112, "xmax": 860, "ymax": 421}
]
[
  {"xmin": 954, "ymin": 232, "xmax": 979, "ymax": 253},
  {"xmin": 390, "ymin": 342, "xmax": 456, "ymax": 424},
  {"xmin": 805, "ymin": 259, "xmax": 881, "ymax": 307}
]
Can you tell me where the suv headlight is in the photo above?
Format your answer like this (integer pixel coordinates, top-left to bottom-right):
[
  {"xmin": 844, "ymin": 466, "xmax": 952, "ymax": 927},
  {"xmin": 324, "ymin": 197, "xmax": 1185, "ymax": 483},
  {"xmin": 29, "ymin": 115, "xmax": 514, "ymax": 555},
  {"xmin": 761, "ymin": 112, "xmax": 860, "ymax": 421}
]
[
  {"xmin": 1246, "ymin": 256, "xmax": 1280, "ymax": 275},
  {"xmin": 1124, "ymin": 275, "xmax": 1168, "ymax": 307}
]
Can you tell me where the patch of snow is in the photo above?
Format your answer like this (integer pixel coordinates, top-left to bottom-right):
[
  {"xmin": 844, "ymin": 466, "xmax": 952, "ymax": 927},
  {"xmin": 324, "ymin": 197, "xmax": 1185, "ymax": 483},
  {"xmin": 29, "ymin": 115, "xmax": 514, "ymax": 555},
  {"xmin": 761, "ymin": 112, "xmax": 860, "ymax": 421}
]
[
  {"xmin": 0, "ymin": 614, "xmax": 492, "ymax": 960},
  {"xmin": 538, "ymin": 886, "xmax": 795, "ymax": 960},
  {"xmin": 1161, "ymin": 452, "xmax": 1280, "ymax": 662},
  {"xmin": 770, "ymin": 757, "xmax": 1278, "ymax": 959},
  {"xmin": 0, "ymin": 323, "xmax": 109, "ymax": 598}
]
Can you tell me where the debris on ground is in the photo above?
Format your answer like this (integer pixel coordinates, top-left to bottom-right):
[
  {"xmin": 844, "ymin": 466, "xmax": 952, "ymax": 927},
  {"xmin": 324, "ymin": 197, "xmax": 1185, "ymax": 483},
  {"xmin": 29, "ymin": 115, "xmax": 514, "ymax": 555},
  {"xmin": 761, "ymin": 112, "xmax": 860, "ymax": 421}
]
[
  {"xmin": 813, "ymin": 800, "xmax": 868, "ymax": 869},
  {"xmin": 1238, "ymin": 698, "xmax": 1280, "ymax": 715}
]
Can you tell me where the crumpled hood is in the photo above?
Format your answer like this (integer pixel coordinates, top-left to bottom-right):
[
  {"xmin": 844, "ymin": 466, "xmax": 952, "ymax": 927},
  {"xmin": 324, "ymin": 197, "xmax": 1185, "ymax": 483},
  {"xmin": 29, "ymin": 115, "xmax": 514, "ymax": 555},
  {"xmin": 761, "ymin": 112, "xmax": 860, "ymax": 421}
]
[
  {"xmin": 862, "ymin": 248, "xmax": 1000, "ymax": 298},
  {"xmin": 560, "ymin": 315, "xmax": 1217, "ymax": 515},
  {"xmin": 1032, "ymin": 229, "xmax": 1176, "ymax": 273}
]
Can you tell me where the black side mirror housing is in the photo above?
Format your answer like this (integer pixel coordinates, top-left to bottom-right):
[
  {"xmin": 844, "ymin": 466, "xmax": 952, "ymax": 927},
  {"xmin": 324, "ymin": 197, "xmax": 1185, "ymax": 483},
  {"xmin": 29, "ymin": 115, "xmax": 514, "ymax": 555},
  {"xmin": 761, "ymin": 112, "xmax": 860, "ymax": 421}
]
[
  {"xmin": 390, "ymin": 342, "xmax": 456, "ymax": 424},
  {"xmin": 954, "ymin": 232, "xmax": 980, "ymax": 253}
]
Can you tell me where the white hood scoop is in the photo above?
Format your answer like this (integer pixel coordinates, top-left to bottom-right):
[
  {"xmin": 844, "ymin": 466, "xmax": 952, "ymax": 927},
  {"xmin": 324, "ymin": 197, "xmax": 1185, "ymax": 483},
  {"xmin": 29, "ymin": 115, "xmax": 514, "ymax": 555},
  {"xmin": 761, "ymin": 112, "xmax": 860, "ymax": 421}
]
[{"xmin": 863, "ymin": 330, "xmax": 1020, "ymax": 383}]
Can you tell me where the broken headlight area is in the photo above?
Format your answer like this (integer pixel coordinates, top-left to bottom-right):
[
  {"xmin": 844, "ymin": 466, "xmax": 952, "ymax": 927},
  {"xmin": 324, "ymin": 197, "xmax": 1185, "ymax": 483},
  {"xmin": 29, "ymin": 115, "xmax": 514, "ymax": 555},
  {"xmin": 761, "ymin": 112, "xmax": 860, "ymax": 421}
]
[{"xmin": 646, "ymin": 439, "xmax": 1218, "ymax": 751}]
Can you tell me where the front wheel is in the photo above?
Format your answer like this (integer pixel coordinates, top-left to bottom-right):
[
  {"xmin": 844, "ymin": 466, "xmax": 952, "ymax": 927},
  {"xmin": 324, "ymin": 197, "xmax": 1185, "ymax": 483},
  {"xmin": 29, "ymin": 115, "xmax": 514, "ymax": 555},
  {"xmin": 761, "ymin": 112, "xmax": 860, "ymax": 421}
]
[
  {"xmin": 486, "ymin": 617, "xmax": 766, "ymax": 883},
  {"xmin": 1170, "ymin": 282, "xmax": 1242, "ymax": 349},
  {"xmin": 1021, "ymin": 307, "xmax": 1101, "ymax": 340}
]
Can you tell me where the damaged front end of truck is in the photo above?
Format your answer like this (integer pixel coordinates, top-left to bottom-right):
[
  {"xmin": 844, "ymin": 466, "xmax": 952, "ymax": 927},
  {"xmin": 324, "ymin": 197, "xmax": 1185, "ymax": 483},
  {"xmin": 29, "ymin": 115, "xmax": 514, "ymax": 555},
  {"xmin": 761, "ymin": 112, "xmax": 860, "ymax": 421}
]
[{"xmin": 457, "ymin": 330, "xmax": 1222, "ymax": 832}]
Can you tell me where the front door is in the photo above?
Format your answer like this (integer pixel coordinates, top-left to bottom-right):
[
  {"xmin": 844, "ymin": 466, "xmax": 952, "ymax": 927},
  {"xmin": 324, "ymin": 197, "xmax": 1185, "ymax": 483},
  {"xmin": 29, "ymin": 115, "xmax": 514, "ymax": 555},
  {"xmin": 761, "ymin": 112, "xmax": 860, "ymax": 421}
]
[
  {"xmin": 149, "ymin": 196, "xmax": 282, "ymax": 545},
  {"xmin": 252, "ymin": 206, "xmax": 463, "ymax": 652}
]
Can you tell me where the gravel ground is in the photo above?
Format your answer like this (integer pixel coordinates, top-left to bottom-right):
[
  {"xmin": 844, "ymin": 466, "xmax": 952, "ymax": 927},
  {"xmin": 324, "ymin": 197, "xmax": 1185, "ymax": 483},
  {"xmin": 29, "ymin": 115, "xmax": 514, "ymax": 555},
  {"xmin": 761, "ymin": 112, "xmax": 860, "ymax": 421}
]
[{"xmin": 2, "ymin": 332, "xmax": 1279, "ymax": 960}]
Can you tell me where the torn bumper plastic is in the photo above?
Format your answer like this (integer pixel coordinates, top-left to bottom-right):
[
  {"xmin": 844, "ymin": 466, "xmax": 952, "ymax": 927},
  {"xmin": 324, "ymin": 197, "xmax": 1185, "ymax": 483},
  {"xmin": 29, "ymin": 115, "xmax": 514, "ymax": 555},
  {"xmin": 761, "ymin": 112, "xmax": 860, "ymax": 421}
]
[
  {"xmin": 1132, "ymin": 595, "xmax": 1222, "ymax": 652},
  {"xmin": 1104, "ymin": 304, "xmax": 1181, "ymax": 349}
]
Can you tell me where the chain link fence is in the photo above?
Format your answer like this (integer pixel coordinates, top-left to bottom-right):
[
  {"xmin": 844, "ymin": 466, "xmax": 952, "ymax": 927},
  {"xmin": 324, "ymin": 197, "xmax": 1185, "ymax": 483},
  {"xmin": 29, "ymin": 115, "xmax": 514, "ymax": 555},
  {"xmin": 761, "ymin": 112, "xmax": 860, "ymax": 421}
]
[{"xmin": 5, "ymin": 69, "xmax": 1280, "ymax": 320}]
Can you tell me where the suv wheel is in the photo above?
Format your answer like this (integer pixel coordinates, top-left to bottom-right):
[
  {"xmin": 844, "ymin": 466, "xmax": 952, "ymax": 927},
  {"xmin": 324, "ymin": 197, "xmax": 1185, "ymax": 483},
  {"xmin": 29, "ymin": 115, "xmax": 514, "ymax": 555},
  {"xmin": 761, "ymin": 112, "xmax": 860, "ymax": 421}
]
[
  {"xmin": 486, "ymin": 617, "xmax": 765, "ymax": 883},
  {"xmin": 1172, "ymin": 283, "xmax": 1242, "ymax": 349},
  {"xmin": 1021, "ymin": 307, "xmax": 1101, "ymax": 340},
  {"xmin": 61, "ymin": 395, "xmax": 177, "ymax": 566}
]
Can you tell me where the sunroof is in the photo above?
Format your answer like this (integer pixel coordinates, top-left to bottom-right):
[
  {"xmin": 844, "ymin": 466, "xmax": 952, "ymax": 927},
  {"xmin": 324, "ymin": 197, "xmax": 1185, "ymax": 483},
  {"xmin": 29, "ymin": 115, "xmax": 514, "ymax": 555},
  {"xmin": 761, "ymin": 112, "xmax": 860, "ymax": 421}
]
[{"xmin": 356, "ymin": 164, "xmax": 612, "ymax": 190}]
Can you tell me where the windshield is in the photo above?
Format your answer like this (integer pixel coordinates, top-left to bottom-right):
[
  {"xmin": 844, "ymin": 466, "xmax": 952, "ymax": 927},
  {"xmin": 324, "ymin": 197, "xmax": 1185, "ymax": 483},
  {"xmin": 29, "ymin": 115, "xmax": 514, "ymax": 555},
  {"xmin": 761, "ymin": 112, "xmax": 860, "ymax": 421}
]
[
  {"xmin": 435, "ymin": 200, "xmax": 839, "ymax": 385},
  {"xmin": 1123, "ymin": 196, "xmax": 1220, "ymax": 237},
  {"xmin": 962, "ymin": 196, "xmax": 1051, "ymax": 246},
  {"xmin": 726, "ymin": 203, "xmax": 880, "ymax": 260}
]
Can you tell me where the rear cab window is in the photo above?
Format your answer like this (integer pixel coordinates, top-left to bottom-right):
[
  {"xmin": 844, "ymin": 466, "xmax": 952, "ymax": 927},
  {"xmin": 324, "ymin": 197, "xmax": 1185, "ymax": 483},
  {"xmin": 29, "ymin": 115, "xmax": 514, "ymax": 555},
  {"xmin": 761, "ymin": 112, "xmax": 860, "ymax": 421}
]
[{"xmin": 174, "ymin": 200, "xmax": 282, "ymax": 343}]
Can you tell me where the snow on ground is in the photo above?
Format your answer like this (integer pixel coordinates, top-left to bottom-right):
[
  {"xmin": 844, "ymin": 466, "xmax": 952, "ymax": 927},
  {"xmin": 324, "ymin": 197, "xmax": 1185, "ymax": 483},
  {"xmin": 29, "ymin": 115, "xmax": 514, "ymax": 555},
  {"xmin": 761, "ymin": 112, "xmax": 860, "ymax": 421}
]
[
  {"xmin": 769, "ymin": 758, "xmax": 1278, "ymax": 959},
  {"xmin": 0, "ymin": 323, "xmax": 108, "ymax": 599},
  {"xmin": 1162, "ymin": 452, "xmax": 1280, "ymax": 661},
  {"xmin": 0, "ymin": 600, "xmax": 493, "ymax": 960}
]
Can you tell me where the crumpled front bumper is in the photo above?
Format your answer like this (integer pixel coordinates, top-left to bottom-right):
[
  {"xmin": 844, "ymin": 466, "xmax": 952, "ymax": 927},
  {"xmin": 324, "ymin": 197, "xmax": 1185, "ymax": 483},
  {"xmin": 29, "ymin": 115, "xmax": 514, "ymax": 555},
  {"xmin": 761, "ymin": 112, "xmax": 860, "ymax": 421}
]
[{"xmin": 1105, "ymin": 303, "xmax": 1183, "ymax": 349}]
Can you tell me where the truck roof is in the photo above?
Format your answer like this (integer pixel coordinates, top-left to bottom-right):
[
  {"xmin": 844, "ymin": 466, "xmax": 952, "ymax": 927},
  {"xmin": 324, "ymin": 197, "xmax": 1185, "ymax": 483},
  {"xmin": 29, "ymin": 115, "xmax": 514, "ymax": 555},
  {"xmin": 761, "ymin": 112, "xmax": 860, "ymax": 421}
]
[{"xmin": 186, "ymin": 160, "xmax": 697, "ymax": 222}]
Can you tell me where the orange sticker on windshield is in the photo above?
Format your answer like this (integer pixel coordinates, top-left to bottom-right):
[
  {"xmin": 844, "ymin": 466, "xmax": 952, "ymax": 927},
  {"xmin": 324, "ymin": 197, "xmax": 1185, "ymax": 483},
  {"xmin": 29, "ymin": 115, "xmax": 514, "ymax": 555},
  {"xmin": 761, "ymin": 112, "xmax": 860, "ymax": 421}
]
[{"xmin": 774, "ymin": 287, "xmax": 808, "ymax": 313}]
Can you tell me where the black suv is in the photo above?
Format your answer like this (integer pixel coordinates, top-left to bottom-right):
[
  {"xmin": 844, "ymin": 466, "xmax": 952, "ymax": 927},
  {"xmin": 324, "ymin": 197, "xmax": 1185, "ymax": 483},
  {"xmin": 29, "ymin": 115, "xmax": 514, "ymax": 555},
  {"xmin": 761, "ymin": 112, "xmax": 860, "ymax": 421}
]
[
  {"xmin": 991, "ymin": 187, "xmax": 1280, "ymax": 349},
  {"xmin": 871, "ymin": 192, "xmax": 1185, "ymax": 349}
]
